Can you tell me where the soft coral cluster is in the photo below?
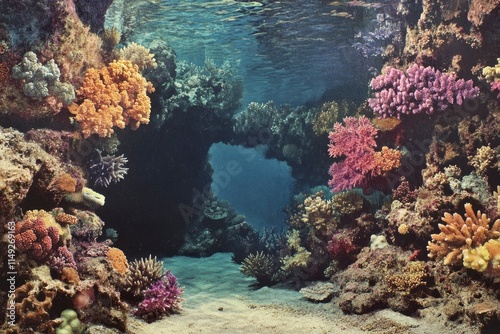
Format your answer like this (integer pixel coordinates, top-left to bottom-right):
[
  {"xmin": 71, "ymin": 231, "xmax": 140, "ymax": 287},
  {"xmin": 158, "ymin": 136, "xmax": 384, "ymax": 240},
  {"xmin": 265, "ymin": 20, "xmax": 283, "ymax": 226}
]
[
  {"xmin": 68, "ymin": 59, "xmax": 155, "ymax": 138},
  {"xmin": 134, "ymin": 271, "xmax": 184, "ymax": 323},
  {"xmin": 328, "ymin": 116, "xmax": 401, "ymax": 192}
]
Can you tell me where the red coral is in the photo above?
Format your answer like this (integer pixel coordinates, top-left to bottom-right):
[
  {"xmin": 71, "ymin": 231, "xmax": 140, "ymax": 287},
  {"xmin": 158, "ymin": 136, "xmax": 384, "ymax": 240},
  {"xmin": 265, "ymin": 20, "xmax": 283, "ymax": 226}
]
[
  {"xmin": 327, "ymin": 232, "xmax": 358, "ymax": 267},
  {"xmin": 15, "ymin": 218, "xmax": 59, "ymax": 261}
]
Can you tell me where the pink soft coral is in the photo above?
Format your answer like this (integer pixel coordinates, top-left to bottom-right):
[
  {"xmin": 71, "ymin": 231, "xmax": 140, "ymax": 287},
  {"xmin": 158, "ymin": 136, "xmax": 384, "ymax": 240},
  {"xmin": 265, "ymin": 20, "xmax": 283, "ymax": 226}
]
[
  {"xmin": 327, "ymin": 116, "xmax": 401, "ymax": 192},
  {"xmin": 328, "ymin": 116, "xmax": 377, "ymax": 192}
]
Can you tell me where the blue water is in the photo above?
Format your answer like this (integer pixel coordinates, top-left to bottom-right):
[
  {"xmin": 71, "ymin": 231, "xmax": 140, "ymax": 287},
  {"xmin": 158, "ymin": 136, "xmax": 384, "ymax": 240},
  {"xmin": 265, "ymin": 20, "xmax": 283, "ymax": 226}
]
[
  {"xmin": 208, "ymin": 143, "xmax": 294, "ymax": 231},
  {"xmin": 108, "ymin": 0, "xmax": 370, "ymax": 107}
]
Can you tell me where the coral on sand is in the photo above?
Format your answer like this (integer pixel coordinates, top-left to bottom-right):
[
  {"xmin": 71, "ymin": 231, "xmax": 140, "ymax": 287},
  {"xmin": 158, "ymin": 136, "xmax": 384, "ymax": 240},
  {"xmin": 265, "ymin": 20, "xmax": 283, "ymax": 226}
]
[
  {"xmin": 124, "ymin": 255, "xmax": 166, "ymax": 298},
  {"xmin": 68, "ymin": 59, "xmax": 155, "ymax": 138},
  {"xmin": 240, "ymin": 251, "xmax": 281, "ymax": 286},
  {"xmin": 134, "ymin": 271, "xmax": 184, "ymax": 323},
  {"xmin": 368, "ymin": 64, "xmax": 479, "ymax": 118},
  {"xmin": 427, "ymin": 203, "xmax": 500, "ymax": 271}
]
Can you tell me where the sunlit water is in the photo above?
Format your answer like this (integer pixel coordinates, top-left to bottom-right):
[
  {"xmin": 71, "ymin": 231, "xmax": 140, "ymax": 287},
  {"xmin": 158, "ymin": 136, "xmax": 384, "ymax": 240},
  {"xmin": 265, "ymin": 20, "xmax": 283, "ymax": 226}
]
[{"xmin": 107, "ymin": 0, "xmax": 375, "ymax": 107}]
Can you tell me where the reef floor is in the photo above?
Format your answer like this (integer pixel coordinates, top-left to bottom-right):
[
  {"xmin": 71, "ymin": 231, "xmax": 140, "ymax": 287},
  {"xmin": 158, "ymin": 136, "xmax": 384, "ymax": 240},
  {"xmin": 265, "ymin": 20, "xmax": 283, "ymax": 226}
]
[{"xmin": 127, "ymin": 253, "xmax": 477, "ymax": 334}]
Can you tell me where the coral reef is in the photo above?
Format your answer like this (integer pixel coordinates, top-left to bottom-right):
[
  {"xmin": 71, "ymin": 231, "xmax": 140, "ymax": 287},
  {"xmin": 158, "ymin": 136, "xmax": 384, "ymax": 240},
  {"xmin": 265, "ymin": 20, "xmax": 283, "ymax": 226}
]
[
  {"xmin": 163, "ymin": 59, "xmax": 242, "ymax": 119},
  {"xmin": 328, "ymin": 116, "xmax": 401, "ymax": 191},
  {"xmin": 12, "ymin": 51, "xmax": 75, "ymax": 105},
  {"xmin": 118, "ymin": 42, "xmax": 157, "ymax": 71},
  {"xmin": 15, "ymin": 218, "xmax": 60, "ymax": 261}
]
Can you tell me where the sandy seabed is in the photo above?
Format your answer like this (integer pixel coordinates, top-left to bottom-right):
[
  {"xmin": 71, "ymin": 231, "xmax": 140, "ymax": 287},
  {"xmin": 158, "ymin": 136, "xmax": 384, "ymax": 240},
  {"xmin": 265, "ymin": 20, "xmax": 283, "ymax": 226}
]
[{"xmin": 127, "ymin": 253, "xmax": 477, "ymax": 334}]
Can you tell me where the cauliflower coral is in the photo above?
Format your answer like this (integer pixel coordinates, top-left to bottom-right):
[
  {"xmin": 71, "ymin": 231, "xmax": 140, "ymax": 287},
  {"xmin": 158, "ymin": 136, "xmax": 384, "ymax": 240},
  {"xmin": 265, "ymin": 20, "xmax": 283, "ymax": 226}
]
[{"xmin": 68, "ymin": 59, "xmax": 155, "ymax": 138}]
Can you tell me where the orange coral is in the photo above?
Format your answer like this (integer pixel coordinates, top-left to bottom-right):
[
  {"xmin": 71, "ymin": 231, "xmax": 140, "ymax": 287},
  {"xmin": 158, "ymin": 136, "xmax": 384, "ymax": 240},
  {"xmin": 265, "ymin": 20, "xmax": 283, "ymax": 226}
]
[
  {"xmin": 427, "ymin": 203, "xmax": 500, "ymax": 266},
  {"xmin": 373, "ymin": 146, "xmax": 401, "ymax": 175},
  {"xmin": 50, "ymin": 172, "xmax": 77, "ymax": 193},
  {"xmin": 61, "ymin": 267, "xmax": 80, "ymax": 285},
  {"xmin": 106, "ymin": 247, "xmax": 129, "ymax": 275},
  {"xmin": 69, "ymin": 60, "xmax": 155, "ymax": 138}
]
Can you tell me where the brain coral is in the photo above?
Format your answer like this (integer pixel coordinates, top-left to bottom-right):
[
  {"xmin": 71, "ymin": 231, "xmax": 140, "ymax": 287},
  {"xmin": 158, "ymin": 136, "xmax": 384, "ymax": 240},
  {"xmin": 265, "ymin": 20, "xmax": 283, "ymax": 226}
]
[{"xmin": 68, "ymin": 59, "xmax": 155, "ymax": 138}]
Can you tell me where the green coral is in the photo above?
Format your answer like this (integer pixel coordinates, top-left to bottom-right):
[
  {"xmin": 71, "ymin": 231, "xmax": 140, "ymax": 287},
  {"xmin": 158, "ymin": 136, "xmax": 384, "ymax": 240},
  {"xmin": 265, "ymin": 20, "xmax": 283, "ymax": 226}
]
[
  {"xmin": 55, "ymin": 309, "xmax": 83, "ymax": 334},
  {"xmin": 12, "ymin": 51, "xmax": 75, "ymax": 104}
]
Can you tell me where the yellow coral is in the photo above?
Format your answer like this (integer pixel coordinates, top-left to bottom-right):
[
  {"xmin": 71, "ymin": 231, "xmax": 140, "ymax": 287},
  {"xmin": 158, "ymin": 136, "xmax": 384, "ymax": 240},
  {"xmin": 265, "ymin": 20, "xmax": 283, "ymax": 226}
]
[
  {"xmin": 312, "ymin": 100, "xmax": 356, "ymax": 136},
  {"xmin": 463, "ymin": 246, "xmax": 490, "ymax": 272},
  {"xmin": 484, "ymin": 239, "xmax": 500, "ymax": 272},
  {"xmin": 282, "ymin": 229, "xmax": 311, "ymax": 271},
  {"xmin": 427, "ymin": 203, "xmax": 500, "ymax": 266},
  {"xmin": 69, "ymin": 60, "xmax": 155, "ymax": 138},
  {"xmin": 469, "ymin": 145, "xmax": 494, "ymax": 175},
  {"xmin": 298, "ymin": 191, "xmax": 335, "ymax": 233},
  {"xmin": 386, "ymin": 261, "xmax": 426, "ymax": 294},
  {"xmin": 118, "ymin": 42, "xmax": 157, "ymax": 71},
  {"xmin": 482, "ymin": 58, "xmax": 500, "ymax": 82},
  {"xmin": 398, "ymin": 223, "xmax": 409, "ymax": 235}
]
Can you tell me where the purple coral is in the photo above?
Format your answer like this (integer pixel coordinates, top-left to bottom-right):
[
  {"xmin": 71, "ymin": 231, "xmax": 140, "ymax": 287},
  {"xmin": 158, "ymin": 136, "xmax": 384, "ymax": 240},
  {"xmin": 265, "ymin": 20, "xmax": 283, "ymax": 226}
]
[
  {"xmin": 134, "ymin": 271, "xmax": 184, "ymax": 322},
  {"xmin": 89, "ymin": 149, "xmax": 128, "ymax": 188},
  {"xmin": 368, "ymin": 64, "xmax": 479, "ymax": 118},
  {"xmin": 49, "ymin": 246, "xmax": 77, "ymax": 274}
]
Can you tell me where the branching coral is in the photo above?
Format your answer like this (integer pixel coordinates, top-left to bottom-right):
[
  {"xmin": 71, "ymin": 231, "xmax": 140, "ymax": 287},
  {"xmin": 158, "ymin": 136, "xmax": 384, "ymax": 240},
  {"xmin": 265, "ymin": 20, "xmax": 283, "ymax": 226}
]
[
  {"xmin": 89, "ymin": 149, "xmax": 128, "ymax": 187},
  {"xmin": 68, "ymin": 59, "xmax": 155, "ymax": 138},
  {"xmin": 469, "ymin": 145, "xmax": 495, "ymax": 176},
  {"xmin": 427, "ymin": 203, "xmax": 500, "ymax": 268},
  {"xmin": 240, "ymin": 251, "xmax": 281, "ymax": 286},
  {"xmin": 369, "ymin": 64, "xmax": 479, "ymax": 118},
  {"xmin": 332, "ymin": 190, "xmax": 364, "ymax": 217},
  {"xmin": 124, "ymin": 255, "xmax": 166, "ymax": 298},
  {"xmin": 312, "ymin": 100, "xmax": 354, "ymax": 136}
]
